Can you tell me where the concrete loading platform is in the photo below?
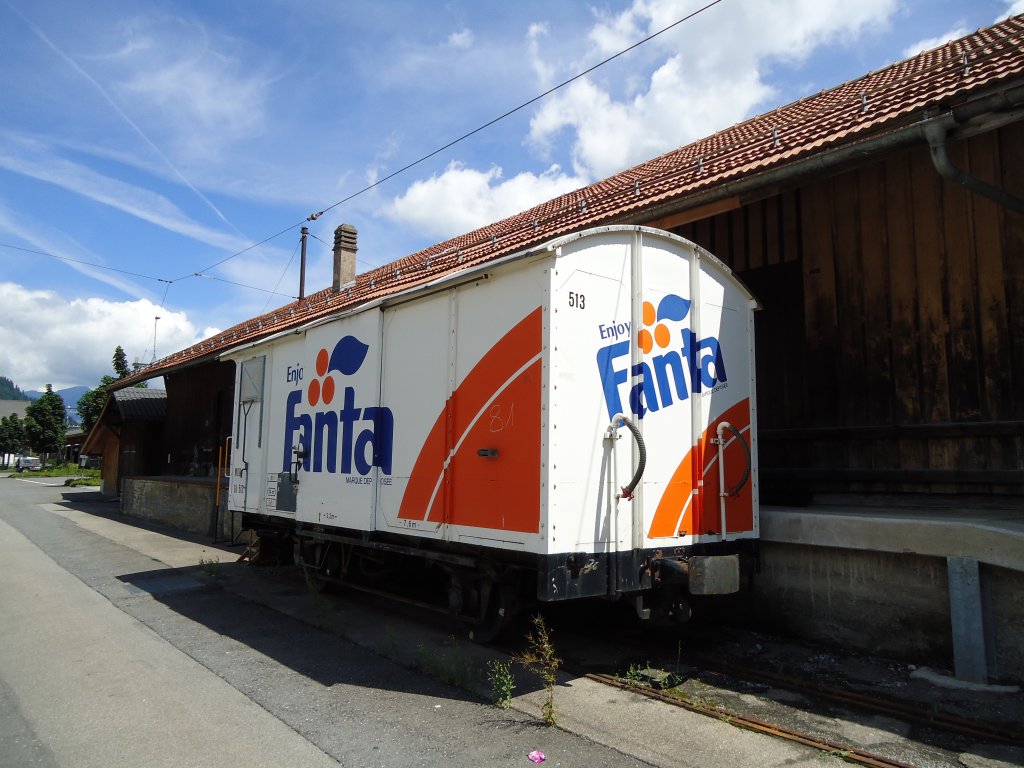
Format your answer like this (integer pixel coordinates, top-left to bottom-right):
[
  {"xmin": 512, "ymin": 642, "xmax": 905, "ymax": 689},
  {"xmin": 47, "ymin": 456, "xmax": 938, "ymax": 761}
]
[
  {"xmin": 754, "ymin": 497, "xmax": 1024, "ymax": 686},
  {"xmin": 113, "ymin": 469, "xmax": 1024, "ymax": 685}
]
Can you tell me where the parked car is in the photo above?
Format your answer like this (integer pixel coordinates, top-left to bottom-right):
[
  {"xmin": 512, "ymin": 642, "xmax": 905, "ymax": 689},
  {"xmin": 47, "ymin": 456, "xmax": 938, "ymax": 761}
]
[{"xmin": 16, "ymin": 456, "xmax": 42, "ymax": 472}]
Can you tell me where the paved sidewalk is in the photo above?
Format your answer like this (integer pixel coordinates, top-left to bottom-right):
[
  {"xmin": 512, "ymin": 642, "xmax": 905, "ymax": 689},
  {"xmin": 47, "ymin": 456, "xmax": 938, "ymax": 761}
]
[
  {"xmin": 32, "ymin": 492, "xmax": 826, "ymax": 768},
  {"xmin": 0, "ymin": 517, "xmax": 343, "ymax": 768}
]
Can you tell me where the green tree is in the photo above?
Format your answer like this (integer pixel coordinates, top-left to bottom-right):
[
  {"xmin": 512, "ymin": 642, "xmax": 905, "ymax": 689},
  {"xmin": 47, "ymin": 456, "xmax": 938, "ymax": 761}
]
[
  {"xmin": 25, "ymin": 384, "xmax": 66, "ymax": 460},
  {"xmin": 0, "ymin": 413, "xmax": 26, "ymax": 467},
  {"xmin": 0, "ymin": 376, "xmax": 29, "ymax": 400},
  {"xmin": 77, "ymin": 375, "xmax": 115, "ymax": 433},
  {"xmin": 78, "ymin": 345, "xmax": 150, "ymax": 434},
  {"xmin": 26, "ymin": 386, "xmax": 66, "ymax": 451},
  {"xmin": 112, "ymin": 345, "xmax": 147, "ymax": 388},
  {"xmin": 113, "ymin": 345, "xmax": 131, "ymax": 379}
]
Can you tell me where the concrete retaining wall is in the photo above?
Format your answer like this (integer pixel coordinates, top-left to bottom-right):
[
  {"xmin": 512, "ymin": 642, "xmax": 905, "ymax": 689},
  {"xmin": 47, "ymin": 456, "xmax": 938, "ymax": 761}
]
[
  {"xmin": 750, "ymin": 543, "xmax": 953, "ymax": 666},
  {"xmin": 749, "ymin": 506, "xmax": 1024, "ymax": 684},
  {"xmin": 121, "ymin": 477, "xmax": 231, "ymax": 540},
  {"xmin": 983, "ymin": 564, "xmax": 1024, "ymax": 682}
]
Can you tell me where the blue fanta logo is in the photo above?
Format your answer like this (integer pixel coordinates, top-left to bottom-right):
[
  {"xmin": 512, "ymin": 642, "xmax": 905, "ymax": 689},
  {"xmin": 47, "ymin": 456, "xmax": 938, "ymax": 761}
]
[
  {"xmin": 283, "ymin": 335, "xmax": 394, "ymax": 476},
  {"xmin": 596, "ymin": 294, "xmax": 727, "ymax": 419}
]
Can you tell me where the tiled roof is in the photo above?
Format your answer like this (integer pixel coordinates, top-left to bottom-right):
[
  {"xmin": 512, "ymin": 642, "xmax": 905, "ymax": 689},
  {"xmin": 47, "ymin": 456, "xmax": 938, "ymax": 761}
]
[
  {"xmin": 111, "ymin": 387, "xmax": 167, "ymax": 421},
  {"xmin": 121, "ymin": 15, "xmax": 1024, "ymax": 387}
]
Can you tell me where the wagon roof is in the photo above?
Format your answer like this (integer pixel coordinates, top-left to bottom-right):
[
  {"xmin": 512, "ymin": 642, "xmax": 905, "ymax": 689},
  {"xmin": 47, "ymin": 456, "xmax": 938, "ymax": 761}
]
[{"xmin": 118, "ymin": 15, "xmax": 1024, "ymax": 387}]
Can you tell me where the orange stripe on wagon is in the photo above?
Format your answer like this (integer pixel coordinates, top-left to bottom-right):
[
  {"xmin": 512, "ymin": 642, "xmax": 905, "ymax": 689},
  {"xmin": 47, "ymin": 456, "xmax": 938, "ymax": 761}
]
[
  {"xmin": 398, "ymin": 307, "xmax": 543, "ymax": 533},
  {"xmin": 648, "ymin": 398, "xmax": 752, "ymax": 539}
]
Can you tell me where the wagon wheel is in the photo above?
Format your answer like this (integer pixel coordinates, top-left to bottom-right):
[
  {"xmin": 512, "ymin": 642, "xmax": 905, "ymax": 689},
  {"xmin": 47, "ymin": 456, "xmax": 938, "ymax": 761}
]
[{"xmin": 466, "ymin": 574, "xmax": 516, "ymax": 644}]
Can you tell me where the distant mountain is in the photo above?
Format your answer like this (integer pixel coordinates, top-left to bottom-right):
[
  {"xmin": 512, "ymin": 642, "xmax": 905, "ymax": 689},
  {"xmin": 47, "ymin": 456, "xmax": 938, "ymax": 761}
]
[
  {"xmin": 24, "ymin": 386, "xmax": 90, "ymax": 424},
  {"xmin": 25, "ymin": 385, "xmax": 88, "ymax": 402}
]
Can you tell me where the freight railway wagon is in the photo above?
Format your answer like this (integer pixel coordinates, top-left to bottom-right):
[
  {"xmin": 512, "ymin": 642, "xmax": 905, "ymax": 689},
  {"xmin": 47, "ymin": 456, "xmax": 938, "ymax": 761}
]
[{"xmin": 226, "ymin": 226, "xmax": 759, "ymax": 639}]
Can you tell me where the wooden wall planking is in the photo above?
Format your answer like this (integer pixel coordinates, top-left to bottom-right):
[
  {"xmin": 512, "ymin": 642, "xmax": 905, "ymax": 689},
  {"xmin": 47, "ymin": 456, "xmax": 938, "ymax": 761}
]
[
  {"xmin": 858, "ymin": 161, "xmax": 898, "ymax": 472},
  {"xmin": 1001, "ymin": 121, "xmax": 1024, "ymax": 418},
  {"xmin": 748, "ymin": 201, "xmax": 765, "ymax": 271},
  {"xmin": 883, "ymin": 152, "xmax": 928, "ymax": 477},
  {"xmin": 907, "ymin": 148, "xmax": 957, "ymax": 483},
  {"xmin": 833, "ymin": 169, "xmax": 867, "ymax": 478},
  {"xmin": 941, "ymin": 138, "xmax": 985, "ymax": 479},
  {"xmin": 800, "ymin": 176, "xmax": 841, "ymax": 433},
  {"xmin": 714, "ymin": 213, "xmax": 731, "ymax": 266},
  {"xmin": 653, "ymin": 123, "xmax": 1022, "ymax": 495},
  {"xmin": 764, "ymin": 196, "xmax": 780, "ymax": 266},
  {"xmin": 964, "ymin": 131, "xmax": 1007, "ymax": 479},
  {"xmin": 997, "ymin": 121, "xmax": 1024, "ymax": 493},
  {"xmin": 781, "ymin": 189, "xmax": 801, "ymax": 263}
]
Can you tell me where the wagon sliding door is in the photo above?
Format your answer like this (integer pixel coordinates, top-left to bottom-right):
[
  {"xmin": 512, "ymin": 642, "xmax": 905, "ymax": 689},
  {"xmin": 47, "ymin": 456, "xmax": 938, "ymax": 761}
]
[
  {"xmin": 229, "ymin": 354, "xmax": 273, "ymax": 516},
  {"xmin": 378, "ymin": 265, "xmax": 544, "ymax": 548}
]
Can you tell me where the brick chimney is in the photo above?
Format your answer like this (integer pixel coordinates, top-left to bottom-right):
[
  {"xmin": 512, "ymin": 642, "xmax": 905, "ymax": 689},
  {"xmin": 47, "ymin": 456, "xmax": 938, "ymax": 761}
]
[{"xmin": 332, "ymin": 223, "xmax": 357, "ymax": 291}]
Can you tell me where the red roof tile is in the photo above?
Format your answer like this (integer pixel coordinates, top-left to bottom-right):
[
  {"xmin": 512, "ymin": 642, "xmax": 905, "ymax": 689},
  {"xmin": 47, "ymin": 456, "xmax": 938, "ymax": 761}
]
[{"xmin": 122, "ymin": 15, "xmax": 1024, "ymax": 386}]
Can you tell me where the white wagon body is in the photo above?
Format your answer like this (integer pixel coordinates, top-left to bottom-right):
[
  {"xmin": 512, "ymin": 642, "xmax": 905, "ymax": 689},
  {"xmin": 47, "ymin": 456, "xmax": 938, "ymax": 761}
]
[{"xmin": 225, "ymin": 226, "xmax": 758, "ymax": 620}]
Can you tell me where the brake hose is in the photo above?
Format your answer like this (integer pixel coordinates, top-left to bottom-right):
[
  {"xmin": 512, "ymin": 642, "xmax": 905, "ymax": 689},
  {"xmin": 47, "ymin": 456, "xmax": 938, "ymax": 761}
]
[{"xmin": 610, "ymin": 413, "xmax": 646, "ymax": 500}]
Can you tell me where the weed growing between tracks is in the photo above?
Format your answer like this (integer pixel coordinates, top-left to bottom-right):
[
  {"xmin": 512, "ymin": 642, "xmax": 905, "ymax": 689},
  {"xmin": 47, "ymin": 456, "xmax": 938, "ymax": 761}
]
[
  {"xmin": 516, "ymin": 615, "xmax": 562, "ymax": 726},
  {"xmin": 487, "ymin": 659, "xmax": 516, "ymax": 708},
  {"xmin": 198, "ymin": 556, "xmax": 223, "ymax": 579},
  {"xmin": 624, "ymin": 662, "xmax": 648, "ymax": 688},
  {"xmin": 663, "ymin": 679, "xmax": 721, "ymax": 710},
  {"xmin": 415, "ymin": 638, "xmax": 480, "ymax": 689}
]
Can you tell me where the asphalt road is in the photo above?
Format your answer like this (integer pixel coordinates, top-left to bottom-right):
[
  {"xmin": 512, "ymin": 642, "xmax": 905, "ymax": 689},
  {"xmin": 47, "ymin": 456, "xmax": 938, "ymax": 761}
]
[{"xmin": 0, "ymin": 480, "xmax": 650, "ymax": 768}]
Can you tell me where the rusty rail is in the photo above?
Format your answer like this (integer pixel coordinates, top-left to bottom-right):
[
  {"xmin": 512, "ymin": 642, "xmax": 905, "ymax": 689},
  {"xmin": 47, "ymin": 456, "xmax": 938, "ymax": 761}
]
[
  {"xmin": 688, "ymin": 657, "xmax": 1022, "ymax": 745},
  {"xmin": 588, "ymin": 673, "xmax": 919, "ymax": 768}
]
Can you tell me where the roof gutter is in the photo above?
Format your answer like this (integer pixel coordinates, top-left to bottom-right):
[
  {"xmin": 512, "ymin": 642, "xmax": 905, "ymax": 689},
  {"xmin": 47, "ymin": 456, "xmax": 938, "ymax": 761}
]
[{"xmin": 629, "ymin": 82, "xmax": 1024, "ymax": 228}]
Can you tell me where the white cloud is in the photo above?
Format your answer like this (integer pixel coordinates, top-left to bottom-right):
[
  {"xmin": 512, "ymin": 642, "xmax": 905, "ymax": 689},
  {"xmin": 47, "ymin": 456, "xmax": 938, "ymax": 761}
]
[
  {"xmin": 0, "ymin": 282, "xmax": 206, "ymax": 391},
  {"xmin": 379, "ymin": 0, "xmax": 895, "ymax": 246},
  {"xmin": 529, "ymin": 0, "xmax": 896, "ymax": 179},
  {"xmin": 527, "ymin": 23, "xmax": 555, "ymax": 89},
  {"xmin": 1001, "ymin": 1, "xmax": 1024, "ymax": 19},
  {"xmin": 385, "ymin": 161, "xmax": 587, "ymax": 240},
  {"xmin": 105, "ymin": 14, "xmax": 272, "ymax": 159},
  {"xmin": 902, "ymin": 26, "xmax": 970, "ymax": 58},
  {"xmin": 447, "ymin": 28, "xmax": 474, "ymax": 49}
]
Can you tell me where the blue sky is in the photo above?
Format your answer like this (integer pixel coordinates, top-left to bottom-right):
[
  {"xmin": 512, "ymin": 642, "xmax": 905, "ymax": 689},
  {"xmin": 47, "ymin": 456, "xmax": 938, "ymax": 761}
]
[{"xmin": 0, "ymin": 0, "xmax": 1019, "ymax": 391}]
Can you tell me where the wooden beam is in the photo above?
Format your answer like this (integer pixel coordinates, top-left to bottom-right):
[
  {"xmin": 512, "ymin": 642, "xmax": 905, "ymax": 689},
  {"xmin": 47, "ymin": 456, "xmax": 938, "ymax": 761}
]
[{"xmin": 643, "ymin": 196, "xmax": 742, "ymax": 230}]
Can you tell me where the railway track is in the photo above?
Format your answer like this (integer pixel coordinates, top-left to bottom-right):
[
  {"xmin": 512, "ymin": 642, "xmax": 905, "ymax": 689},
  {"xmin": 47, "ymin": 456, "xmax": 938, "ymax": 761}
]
[
  {"xmin": 683, "ymin": 656, "xmax": 1022, "ymax": 745},
  {"xmin": 264, "ymin": 561, "xmax": 1024, "ymax": 766},
  {"xmin": 516, "ymin": 606, "xmax": 1023, "ymax": 767},
  {"xmin": 588, "ymin": 672, "xmax": 921, "ymax": 768}
]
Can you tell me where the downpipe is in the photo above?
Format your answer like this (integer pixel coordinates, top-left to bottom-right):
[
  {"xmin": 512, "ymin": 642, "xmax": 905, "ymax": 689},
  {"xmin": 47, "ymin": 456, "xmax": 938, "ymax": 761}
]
[{"xmin": 923, "ymin": 118, "xmax": 1024, "ymax": 215}]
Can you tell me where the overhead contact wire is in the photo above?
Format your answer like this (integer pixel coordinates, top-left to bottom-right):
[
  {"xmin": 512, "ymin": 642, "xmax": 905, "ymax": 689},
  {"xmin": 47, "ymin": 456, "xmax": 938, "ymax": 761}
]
[
  {"xmin": 6, "ymin": 2, "xmax": 724, "ymax": 294},
  {"xmin": 183, "ymin": 0, "xmax": 724, "ymax": 274}
]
